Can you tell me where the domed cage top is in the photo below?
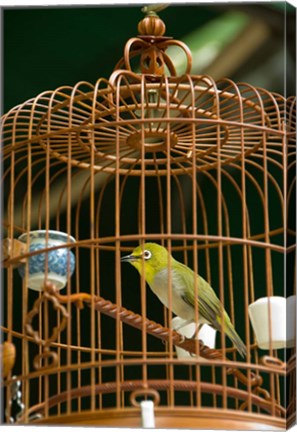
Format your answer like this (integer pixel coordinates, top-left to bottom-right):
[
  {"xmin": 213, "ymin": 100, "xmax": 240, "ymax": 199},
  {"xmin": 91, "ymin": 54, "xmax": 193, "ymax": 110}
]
[{"xmin": 1, "ymin": 7, "xmax": 296, "ymax": 430}]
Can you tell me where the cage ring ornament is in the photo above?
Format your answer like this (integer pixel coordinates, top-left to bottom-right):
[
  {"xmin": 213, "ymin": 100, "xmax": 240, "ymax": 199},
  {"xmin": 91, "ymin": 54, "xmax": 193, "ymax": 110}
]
[
  {"xmin": 129, "ymin": 388, "xmax": 161, "ymax": 407},
  {"xmin": 33, "ymin": 349, "xmax": 59, "ymax": 371},
  {"xmin": 25, "ymin": 285, "xmax": 69, "ymax": 370}
]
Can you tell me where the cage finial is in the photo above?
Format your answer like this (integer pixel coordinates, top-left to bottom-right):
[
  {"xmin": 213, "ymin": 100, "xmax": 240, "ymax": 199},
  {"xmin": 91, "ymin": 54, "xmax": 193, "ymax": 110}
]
[
  {"xmin": 138, "ymin": 4, "xmax": 167, "ymax": 36},
  {"xmin": 111, "ymin": 4, "xmax": 192, "ymax": 80}
]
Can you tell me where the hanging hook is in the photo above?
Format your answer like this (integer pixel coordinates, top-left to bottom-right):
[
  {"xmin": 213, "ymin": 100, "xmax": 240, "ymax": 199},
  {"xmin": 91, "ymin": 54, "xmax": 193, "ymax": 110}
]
[{"xmin": 141, "ymin": 4, "xmax": 169, "ymax": 16}]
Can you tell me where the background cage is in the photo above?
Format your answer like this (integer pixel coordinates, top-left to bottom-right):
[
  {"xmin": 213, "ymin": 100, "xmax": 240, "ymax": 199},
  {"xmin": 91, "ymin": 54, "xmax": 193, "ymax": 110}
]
[{"xmin": 1, "ymin": 4, "xmax": 296, "ymax": 430}]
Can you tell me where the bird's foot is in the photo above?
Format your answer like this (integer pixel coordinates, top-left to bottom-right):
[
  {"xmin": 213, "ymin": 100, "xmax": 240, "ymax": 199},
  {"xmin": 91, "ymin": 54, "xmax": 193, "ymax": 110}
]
[
  {"xmin": 190, "ymin": 324, "xmax": 203, "ymax": 340},
  {"xmin": 198, "ymin": 338, "xmax": 205, "ymax": 347},
  {"xmin": 178, "ymin": 334, "xmax": 186, "ymax": 344},
  {"xmin": 189, "ymin": 339, "xmax": 205, "ymax": 357}
]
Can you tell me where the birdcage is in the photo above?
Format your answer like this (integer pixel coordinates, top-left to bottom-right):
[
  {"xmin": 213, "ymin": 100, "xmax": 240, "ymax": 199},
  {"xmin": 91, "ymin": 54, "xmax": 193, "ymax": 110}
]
[{"xmin": 1, "ymin": 6, "xmax": 296, "ymax": 430}]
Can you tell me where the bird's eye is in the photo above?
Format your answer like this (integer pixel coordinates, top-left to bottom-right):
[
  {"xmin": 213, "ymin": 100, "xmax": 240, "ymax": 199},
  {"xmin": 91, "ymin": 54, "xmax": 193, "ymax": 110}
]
[{"xmin": 143, "ymin": 250, "xmax": 152, "ymax": 260}]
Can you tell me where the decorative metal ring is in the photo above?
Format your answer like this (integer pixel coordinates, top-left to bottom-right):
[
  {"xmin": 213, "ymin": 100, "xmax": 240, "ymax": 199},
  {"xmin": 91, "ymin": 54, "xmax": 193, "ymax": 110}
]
[{"xmin": 130, "ymin": 388, "xmax": 160, "ymax": 407}]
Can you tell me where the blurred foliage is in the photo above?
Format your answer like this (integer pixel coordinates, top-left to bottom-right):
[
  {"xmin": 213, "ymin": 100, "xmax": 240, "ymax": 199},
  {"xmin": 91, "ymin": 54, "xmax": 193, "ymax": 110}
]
[{"xmin": 3, "ymin": 3, "xmax": 295, "ymax": 112}]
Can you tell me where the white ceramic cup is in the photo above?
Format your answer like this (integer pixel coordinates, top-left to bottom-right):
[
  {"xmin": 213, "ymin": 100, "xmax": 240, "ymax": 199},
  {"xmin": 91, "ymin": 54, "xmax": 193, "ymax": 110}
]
[
  {"xmin": 171, "ymin": 316, "xmax": 216, "ymax": 358},
  {"xmin": 248, "ymin": 296, "xmax": 288, "ymax": 350}
]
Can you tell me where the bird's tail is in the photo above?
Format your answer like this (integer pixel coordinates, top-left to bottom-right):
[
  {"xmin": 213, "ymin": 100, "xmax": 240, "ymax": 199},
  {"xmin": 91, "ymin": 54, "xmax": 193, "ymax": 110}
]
[{"xmin": 225, "ymin": 322, "xmax": 246, "ymax": 358}]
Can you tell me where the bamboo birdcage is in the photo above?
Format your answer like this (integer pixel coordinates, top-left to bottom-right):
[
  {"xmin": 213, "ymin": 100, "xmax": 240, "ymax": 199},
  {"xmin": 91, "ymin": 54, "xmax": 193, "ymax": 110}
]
[{"xmin": 1, "ymin": 7, "xmax": 296, "ymax": 430}]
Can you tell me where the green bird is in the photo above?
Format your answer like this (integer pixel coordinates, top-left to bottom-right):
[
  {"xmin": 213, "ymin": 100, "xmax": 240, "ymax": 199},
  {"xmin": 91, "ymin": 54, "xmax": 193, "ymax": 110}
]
[{"xmin": 121, "ymin": 242, "xmax": 246, "ymax": 357}]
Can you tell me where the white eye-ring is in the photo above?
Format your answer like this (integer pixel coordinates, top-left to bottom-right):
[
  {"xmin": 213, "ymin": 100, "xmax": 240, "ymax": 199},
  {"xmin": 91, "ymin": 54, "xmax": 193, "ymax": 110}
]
[{"xmin": 143, "ymin": 250, "xmax": 152, "ymax": 260}]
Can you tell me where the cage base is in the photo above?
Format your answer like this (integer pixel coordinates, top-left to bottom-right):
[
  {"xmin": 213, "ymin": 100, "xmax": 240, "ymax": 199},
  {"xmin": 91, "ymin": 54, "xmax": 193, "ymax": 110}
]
[{"xmin": 32, "ymin": 407, "xmax": 284, "ymax": 429}]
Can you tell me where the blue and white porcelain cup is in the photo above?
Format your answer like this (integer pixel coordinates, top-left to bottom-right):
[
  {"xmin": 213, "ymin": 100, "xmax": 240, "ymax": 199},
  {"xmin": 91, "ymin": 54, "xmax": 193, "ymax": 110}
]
[{"xmin": 18, "ymin": 230, "xmax": 76, "ymax": 291}]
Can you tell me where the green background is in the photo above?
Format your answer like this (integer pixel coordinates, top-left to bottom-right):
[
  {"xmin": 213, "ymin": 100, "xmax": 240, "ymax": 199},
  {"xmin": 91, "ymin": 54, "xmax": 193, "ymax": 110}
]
[{"xmin": 3, "ymin": 2, "xmax": 296, "ymax": 112}]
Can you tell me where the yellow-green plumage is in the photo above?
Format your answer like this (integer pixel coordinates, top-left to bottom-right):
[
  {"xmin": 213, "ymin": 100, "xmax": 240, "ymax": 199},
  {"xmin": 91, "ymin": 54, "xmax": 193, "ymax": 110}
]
[{"xmin": 121, "ymin": 242, "xmax": 246, "ymax": 357}]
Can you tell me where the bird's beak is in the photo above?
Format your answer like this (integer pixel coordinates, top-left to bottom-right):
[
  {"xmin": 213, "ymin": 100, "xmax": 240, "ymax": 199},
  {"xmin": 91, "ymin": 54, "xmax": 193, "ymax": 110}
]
[{"xmin": 120, "ymin": 254, "xmax": 139, "ymax": 263}]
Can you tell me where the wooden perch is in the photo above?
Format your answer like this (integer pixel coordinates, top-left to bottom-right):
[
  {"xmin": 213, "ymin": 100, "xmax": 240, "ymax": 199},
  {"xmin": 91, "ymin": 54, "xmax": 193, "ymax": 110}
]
[{"xmin": 48, "ymin": 282, "xmax": 222, "ymax": 360}]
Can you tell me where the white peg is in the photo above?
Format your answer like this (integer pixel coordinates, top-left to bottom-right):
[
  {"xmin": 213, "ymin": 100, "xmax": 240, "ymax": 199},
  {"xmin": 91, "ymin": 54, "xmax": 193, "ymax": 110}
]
[{"xmin": 140, "ymin": 400, "xmax": 155, "ymax": 428}]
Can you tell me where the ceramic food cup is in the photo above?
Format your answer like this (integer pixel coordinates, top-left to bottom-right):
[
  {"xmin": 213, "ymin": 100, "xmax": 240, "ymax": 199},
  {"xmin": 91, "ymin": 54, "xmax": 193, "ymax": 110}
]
[
  {"xmin": 248, "ymin": 296, "xmax": 288, "ymax": 350},
  {"xmin": 18, "ymin": 230, "xmax": 76, "ymax": 291}
]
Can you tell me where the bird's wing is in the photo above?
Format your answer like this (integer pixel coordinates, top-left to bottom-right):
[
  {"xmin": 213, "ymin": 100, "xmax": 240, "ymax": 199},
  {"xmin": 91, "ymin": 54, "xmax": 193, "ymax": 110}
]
[
  {"xmin": 172, "ymin": 263, "xmax": 246, "ymax": 357},
  {"xmin": 172, "ymin": 262, "xmax": 223, "ymax": 330}
]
